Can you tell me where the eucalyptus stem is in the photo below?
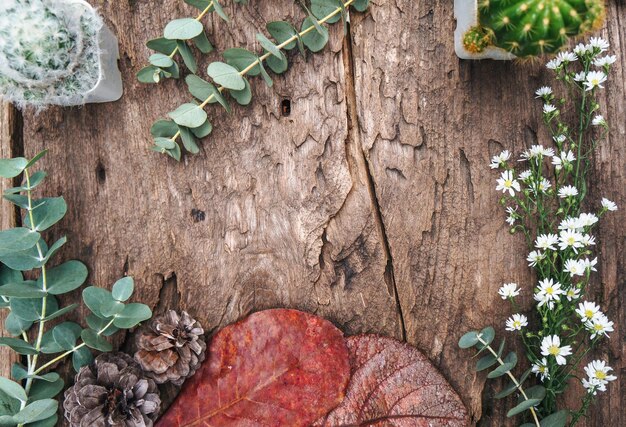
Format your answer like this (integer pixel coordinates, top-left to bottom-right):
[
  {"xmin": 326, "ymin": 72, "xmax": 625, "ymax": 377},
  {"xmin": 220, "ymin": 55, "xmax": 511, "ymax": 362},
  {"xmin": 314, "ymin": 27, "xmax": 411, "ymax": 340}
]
[
  {"xmin": 167, "ymin": 0, "xmax": 356, "ymax": 145},
  {"xmin": 477, "ymin": 336, "xmax": 541, "ymax": 427}
]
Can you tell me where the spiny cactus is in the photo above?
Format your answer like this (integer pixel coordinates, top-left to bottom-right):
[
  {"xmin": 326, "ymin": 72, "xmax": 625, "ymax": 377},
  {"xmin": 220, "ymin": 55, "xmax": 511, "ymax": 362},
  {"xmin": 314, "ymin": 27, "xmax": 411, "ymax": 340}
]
[
  {"xmin": 464, "ymin": 0, "xmax": 606, "ymax": 57},
  {"xmin": 0, "ymin": 0, "xmax": 103, "ymax": 108}
]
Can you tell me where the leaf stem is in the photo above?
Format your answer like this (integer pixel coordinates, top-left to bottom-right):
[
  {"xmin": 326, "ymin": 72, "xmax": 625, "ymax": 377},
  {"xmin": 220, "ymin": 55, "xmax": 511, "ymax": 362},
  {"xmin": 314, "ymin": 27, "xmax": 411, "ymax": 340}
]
[
  {"xmin": 477, "ymin": 336, "xmax": 540, "ymax": 427},
  {"xmin": 167, "ymin": 0, "xmax": 356, "ymax": 146}
]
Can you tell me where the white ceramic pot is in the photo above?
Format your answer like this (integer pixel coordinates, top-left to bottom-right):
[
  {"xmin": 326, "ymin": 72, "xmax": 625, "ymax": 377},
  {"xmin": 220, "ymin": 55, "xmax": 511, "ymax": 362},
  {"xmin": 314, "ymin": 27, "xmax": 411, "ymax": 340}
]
[
  {"xmin": 454, "ymin": 0, "xmax": 515, "ymax": 60},
  {"xmin": 62, "ymin": 0, "xmax": 123, "ymax": 105}
]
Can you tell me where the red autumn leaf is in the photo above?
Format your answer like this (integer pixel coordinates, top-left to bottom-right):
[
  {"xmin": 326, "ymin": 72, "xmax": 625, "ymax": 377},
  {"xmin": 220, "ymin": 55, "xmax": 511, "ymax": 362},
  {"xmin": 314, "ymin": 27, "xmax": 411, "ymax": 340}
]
[
  {"xmin": 157, "ymin": 309, "xmax": 350, "ymax": 427},
  {"xmin": 315, "ymin": 335, "xmax": 469, "ymax": 426}
]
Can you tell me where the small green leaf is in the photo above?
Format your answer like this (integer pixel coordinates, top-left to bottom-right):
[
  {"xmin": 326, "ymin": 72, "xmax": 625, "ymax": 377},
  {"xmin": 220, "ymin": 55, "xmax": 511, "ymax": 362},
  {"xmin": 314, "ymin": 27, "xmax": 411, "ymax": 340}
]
[
  {"xmin": 0, "ymin": 266, "xmax": 21, "ymax": 286},
  {"xmin": 207, "ymin": 84, "xmax": 231, "ymax": 113},
  {"xmin": 475, "ymin": 354, "xmax": 498, "ymax": 371},
  {"xmin": 301, "ymin": 16, "xmax": 329, "ymax": 52},
  {"xmin": 212, "ymin": 0, "xmax": 229, "ymax": 21},
  {"xmin": 40, "ymin": 303, "xmax": 78, "ymax": 322},
  {"xmin": 524, "ymin": 385, "xmax": 546, "ymax": 401},
  {"xmin": 52, "ymin": 322, "xmax": 82, "ymax": 351},
  {"xmin": 258, "ymin": 60, "xmax": 273, "ymax": 87},
  {"xmin": 176, "ymin": 41, "xmax": 197, "ymax": 73},
  {"xmin": 86, "ymin": 314, "xmax": 119, "ymax": 336},
  {"xmin": 43, "ymin": 260, "xmax": 88, "ymax": 295},
  {"xmin": 192, "ymin": 31, "xmax": 214, "ymax": 53},
  {"xmin": 0, "ymin": 378, "xmax": 26, "ymax": 403},
  {"xmin": 0, "ymin": 337, "xmax": 37, "ymax": 355},
  {"xmin": 23, "ymin": 413, "xmax": 57, "ymax": 427},
  {"xmin": 487, "ymin": 352, "xmax": 517, "ymax": 378},
  {"xmin": 164, "ymin": 18, "xmax": 204, "ymax": 40},
  {"xmin": 266, "ymin": 51, "xmax": 288, "ymax": 74},
  {"xmin": 179, "ymin": 126, "xmax": 201, "ymax": 154},
  {"xmin": 5, "ymin": 312, "xmax": 32, "ymax": 337},
  {"xmin": 507, "ymin": 398, "xmax": 542, "ymax": 417},
  {"xmin": 112, "ymin": 277, "xmax": 134, "ymax": 302},
  {"xmin": 230, "ymin": 78, "xmax": 252, "ymax": 106},
  {"xmin": 12, "ymin": 399, "xmax": 57, "ymax": 424},
  {"xmin": 100, "ymin": 299, "xmax": 125, "ymax": 317},
  {"xmin": 168, "ymin": 103, "xmax": 208, "ymax": 128},
  {"xmin": 0, "ymin": 228, "xmax": 40, "ymax": 257},
  {"xmin": 3, "ymin": 194, "xmax": 30, "ymax": 210},
  {"xmin": 223, "ymin": 48, "xmax": 261, "ymax": 76},
  {"xmin": 151, "ymin": 120, "xmax": 178, "ymax": 138},
  {"xmin": 113, "ymin": 303, "xmax": 152, "ymax": 329},
  {"xmin": 82, "ymin": 286, "xmax": 114, "ymax": 318},
  {"xmin": 146, "ymin": 37, "xmax": 177, "ymax": 55},
  {"xmin": 311, "ymin": 0, "xmax": 343, "ymax": 24},
  {"xmin": 24, "ymin": 151, "xmax": 47, "ymax": 169},
  {"xmin": 495, "ymin": 369, "xmax": 531, "ymax": 399},
  {"xmin": 154, "ymin": 137, "xmax": 176, "ymax": 150},
  {"xmin": 80, "ymin": 329, "xmax": 112, "ymax": 352},
  {"xmin": 540, "ymin": 410, "xmax": 569, "ymax": 427},
  {"xmin": 0, "ymin": 282, "xmax": 46, "ymax": 298},
  {"xmin": 266, "ymin": 21, "xmax": 297, "ymax": 50},
  {"xmin": 458, "ymin": 331, "xmax": 479, "ymax": 349},
  {"xmin": 475, "ymin": 326, "xmax": 495, "ymax": 349},
  {"xmin": 72, "ymin": 346, "xmax": 93, "ymax": 372},
  {"xmin": 137, "ymin": 65, "xmax": 160, "ymax": 84},
  {"xmin": 184, "ymin": 0, "xmax": 212, "ymax": 11},
  {"xmin": 352, "ymin": 0, "xmax": 370, "ymax": 12},
  {"xmin": 207, "ymin": 62, "xmax": 245, "ymax": 90},
  {"xmin": 186, "ymin": 75, "xmax": 214, "ymax": 101},
  {"xmin": 256, "ymin": 33, "xmax": 282, "ymax": 59},
  {"xmin": 0, "ymin": 238, "xmax": 45, "ymax": 271},
  {"xmin": 10, "ymin": 296, "xmax": 58, "ymax": 322},
  {"xmin": 43, "ymin": 236, "xmax": 66, "ymax": 263},
  {"xmin": 149, "ymin": 53, "xmax": 174, "ymax": 68},
  {"xmin": 0, "ymin": 158, "xmax": 28, "ymax": 179},
  {"xmin": 24, "ymin": 197, "xmax": 67, "ymax": 232},
  {"xmin": 39, "ymin": 331, "xmax": 63, "ymax": 354},
  {"xmin": 191, "ymin": 120, "xmax": 213, "ymax": 138}
]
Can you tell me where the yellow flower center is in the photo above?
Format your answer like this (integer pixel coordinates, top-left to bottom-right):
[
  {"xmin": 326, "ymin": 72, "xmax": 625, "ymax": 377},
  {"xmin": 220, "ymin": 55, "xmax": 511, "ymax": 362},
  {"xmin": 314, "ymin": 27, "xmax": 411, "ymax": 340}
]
[
  {"xmin": 596, "ymin": 371, "xmax": 607, "ymax": 380},
  {"xmin": 594, "ymin": 323, "xmax": 603, "ymax": 331},
  {"xmin": 548, "ymin": 345, "xmax": 560, "ymax": 355},
  {"xmin": 567, "ymin": 237, "xmax": 576, "ymax": 245},
  {"xmin": 546, "ymin": 287, "xmax": 554, "ymax": 295},
  {"xmin": 513, "ymin": 321, "xmax": 521, "ymax": 328},
  {"xmin": 504, "ymin": 179, "xmax": 513, "ymax": 188},
  {"xmin": 585, "ymin": 309, "xmax": 594, "ymax": 318}
]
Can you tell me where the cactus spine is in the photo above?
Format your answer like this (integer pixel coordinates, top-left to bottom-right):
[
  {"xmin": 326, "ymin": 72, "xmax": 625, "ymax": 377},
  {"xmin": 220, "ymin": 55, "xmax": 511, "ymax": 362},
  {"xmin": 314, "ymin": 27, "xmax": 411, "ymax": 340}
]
[{"xmin": 464, "ymin": 0, "xmax": 606, "ymax": 57}]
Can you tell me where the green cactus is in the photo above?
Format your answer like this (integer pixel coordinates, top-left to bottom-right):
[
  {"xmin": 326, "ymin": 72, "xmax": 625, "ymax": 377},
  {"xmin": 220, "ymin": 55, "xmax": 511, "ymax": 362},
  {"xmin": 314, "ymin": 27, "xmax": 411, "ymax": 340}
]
[{"xmin": 465, "ymin": 0, "xmax": 606, "ymax": 57}]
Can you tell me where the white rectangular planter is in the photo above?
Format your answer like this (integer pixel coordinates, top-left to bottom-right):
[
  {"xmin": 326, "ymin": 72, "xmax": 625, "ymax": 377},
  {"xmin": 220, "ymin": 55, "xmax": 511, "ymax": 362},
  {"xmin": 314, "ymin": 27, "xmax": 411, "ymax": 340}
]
[{"xmin": 454, "ymin": 0, "xmax": 515, "ymax": 60}]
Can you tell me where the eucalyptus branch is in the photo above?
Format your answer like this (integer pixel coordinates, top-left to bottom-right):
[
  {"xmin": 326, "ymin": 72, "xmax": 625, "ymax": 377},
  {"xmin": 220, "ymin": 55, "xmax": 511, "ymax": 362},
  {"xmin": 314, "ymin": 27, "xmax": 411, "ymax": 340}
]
[{"xmin": 147, "ymin": 0, "xmax": 371, "ymax": 160}]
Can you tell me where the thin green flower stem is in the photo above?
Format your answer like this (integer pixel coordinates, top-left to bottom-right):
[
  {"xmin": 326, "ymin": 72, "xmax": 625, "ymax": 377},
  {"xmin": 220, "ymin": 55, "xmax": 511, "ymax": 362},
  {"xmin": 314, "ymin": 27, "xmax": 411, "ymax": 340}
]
[
  {"xmin": 570, "ymin": 392, "xmax": 594, "ymax": 427},
  {"xmin": 21, "ymin": 168, "xmax": 49, "ymax": 406},
  {"xmin": 167, "ymin": 1, "xmax": 215, "ymax": 60},
  {"xmin": 167, "ymin": 0, "xmax": 356, "ymax": 145},
  {"xmin": 476, "ymin": 336, "xmax": 540, "ymax": 427},
  {"xmin": 32, "ymin": 317, "xmax": 116, "ymax": 375},
  {"xmin": 574, "ymin": 61, "xmax": 591, "ymax": 190}
]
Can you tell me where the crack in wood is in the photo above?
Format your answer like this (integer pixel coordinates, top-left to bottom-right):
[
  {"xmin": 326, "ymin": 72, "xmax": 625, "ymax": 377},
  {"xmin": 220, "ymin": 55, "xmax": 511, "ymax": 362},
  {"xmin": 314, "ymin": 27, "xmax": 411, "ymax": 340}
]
[{"xmin": 342, "ymin": 24, "xmax": 407, "ymax": 341}]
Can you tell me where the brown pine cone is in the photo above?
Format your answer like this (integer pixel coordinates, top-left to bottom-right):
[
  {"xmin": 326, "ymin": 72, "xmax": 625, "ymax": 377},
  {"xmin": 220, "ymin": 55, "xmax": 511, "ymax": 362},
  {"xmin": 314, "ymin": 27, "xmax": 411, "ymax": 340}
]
[
  {"xmin": 63, "ymin": 352, "xmax": 161, "ymax": 427},
  {"xmin": 134, "ymin": 310, "xmax": 206, "ymax": 386}
]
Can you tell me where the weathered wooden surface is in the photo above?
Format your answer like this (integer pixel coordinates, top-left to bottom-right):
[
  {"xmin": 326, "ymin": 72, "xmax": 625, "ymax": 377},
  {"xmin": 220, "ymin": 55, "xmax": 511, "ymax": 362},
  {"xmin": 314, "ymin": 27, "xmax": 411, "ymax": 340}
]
[{"xmin": 0, "ymin": 0, "xmax": 624, "ymax": 425}]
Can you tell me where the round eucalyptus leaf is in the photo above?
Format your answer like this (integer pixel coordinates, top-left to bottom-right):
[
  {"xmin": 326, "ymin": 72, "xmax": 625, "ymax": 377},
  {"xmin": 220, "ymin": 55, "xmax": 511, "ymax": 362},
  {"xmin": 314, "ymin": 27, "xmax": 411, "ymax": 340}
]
[
  {"xmin": 23, "ymin": 197, "xmax": 67, "ymax": 232},
  {"xmin": 44, "ymin": 260, "xmax": 88, "ymax": 295},
  {"xmin": 146, "ymin": 37, "xmax": 177, "ymax": 55},
  {"xmin": 230, "ymin": 78, "xmax": 252, "ymax": 106},
  {"xmin": 80, "ymin": 329, "xmax": 112, "ymax": 352},
  {"xmin": 112, "ymin": 277, "xmax": 134, "ymax": 302},
  {"xmin": 82, "ymin": 286, "xmax": 114, "ymax": 318},
  {"xmin": 0, "ymin": 377, "xmax": 26, "ymax": 403},
  {"xmin": 52, "ymin": 322, "xmax": 82, "ymax": 351},
  {"xmin": 207, "ymin": 62, "xmax": 245, "ymax": 90},
  {"xmin": 149, "ymin": 53, "xmax": 174, "ymax": 68},
  {"xmin": 72, "ymin": 346, "xmax": 93, "ymax": 372},
  {"xmin": 0, "ymin": 158, "xmax": 28, "ymax": 179},
  {"xmin": 28, "ymin": 377, "xmax": 64, "ymax": 401},
  {"xmin": 223, "ymin": 48, "xmax": 261, "ymax": 76},
  {"xmin": 0, "ymin": 228, "xmax": 40, "ymax": 257},
  {"xmin": 113, "ymin": 303, "xmax": 152, "ymax": 329},
  {"xmin": 266, "ymin": 21, "xmax": 297, "ymax": 50},
  {"xmin": 168, "ymin": 103, "xmax": 208, "ymax": 129},
  {"xmin": 164, "ymin": 18, "xmax": 204, "ymax": 40},
  {"xmin": 301, "ymin": 16, "xmax": 329, "ymax": 53},
  {"xmin": 12, "ymin": 398, "xmax": 58, "ymax": 424},
  {"xmin": 0, "ymin": 337, "xmax": 37, "ymax": 355},
  {"xmin": 150, "ymin": 120, "xmax": 178, "ymax": 138}
]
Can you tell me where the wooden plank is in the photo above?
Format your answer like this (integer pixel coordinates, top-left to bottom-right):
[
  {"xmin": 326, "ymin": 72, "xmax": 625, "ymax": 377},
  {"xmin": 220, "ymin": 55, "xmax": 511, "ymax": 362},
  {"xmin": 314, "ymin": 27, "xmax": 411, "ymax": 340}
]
[
  {"xmin": 350, "ymin": 1, "xmax": 625, "ymax": 425},
  {"xmin": 0, "ymin": 103, "xmax": 21, "ymax": 380},
  {"xmin": 16, "ymin": 0, "xmax": 402, "ymax": 397}
]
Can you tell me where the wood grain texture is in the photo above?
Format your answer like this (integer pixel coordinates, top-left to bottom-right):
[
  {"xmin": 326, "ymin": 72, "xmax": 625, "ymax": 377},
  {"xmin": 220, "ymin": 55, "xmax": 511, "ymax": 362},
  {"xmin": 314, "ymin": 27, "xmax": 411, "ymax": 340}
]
[
  {"xmin": 350, "ymin": 0, "xmax": 625, "ymax": 425},
  {"xmin": 0, "ymin": 0, "xmax": 623, "ymax": 426}
]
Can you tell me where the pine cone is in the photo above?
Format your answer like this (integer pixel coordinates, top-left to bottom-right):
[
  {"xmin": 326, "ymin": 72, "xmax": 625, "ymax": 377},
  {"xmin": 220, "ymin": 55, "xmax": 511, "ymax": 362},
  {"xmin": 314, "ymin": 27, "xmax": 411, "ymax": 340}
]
[
  {"xmin": 134, "ymin": 310, "xmax": 206, "ymax": 386},
  {"xmin": 63, "ymin": 352, "xmax": 161, "ymax": 427}
]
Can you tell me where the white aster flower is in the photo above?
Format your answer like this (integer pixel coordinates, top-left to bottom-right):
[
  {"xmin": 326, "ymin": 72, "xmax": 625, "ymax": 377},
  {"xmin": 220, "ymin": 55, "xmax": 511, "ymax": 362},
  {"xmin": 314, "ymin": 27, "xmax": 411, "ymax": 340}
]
[
  {"xmin": 578, "ymin": 213, "xmax": 599, "ymax": 227},
  {"xmin": 584, "ymin": 360, "xmax": 617, "ymax": 393},
  {"xmin": 518, "ymin": 170, "xmax": 532, "ymax": 181},
  {"xmin": 594, "ymin": 55, "xmax": 617, "ymax": 67},
  {"xmin": 498, "ymin": 283, "xmax": 520, "ymax": 299},
  {"xmin": 576, "ymin": 301, "xmax": 601, "ymax": 322},
  {"xmin": 581, "ymin": 234, "xmax": 596, "ymax": 246},
  {"xmin": 546, "ymin": 58, "xmax": 562, "ymax": 70},
  {"xmin": 535, "ymin": 234, "xmax": 559, "ymax": 251},
  {"xmin": 583, "ymin": 257, "xmax": 598, "ymax": 272},
  {"xmin": 552, "ymin": 150, "xmax": 575, "ymax": 171},
  {"xmin": 556, "ymin": 51, "xmax": 577, "ymax": 63},
  {"xmin": 573, "ymin": 43, "xmax": 591, "ymax": 56},
  {"xmin": 585, "ymin": 313, "xmax": 614, "ymax": 339},
  {"xmin": 505, "ymin": 206, "xmax": 517, "ymax": 225},
  {"xmin": 589, "ymin": 37, "xmax": 610, "ymax": 53},
  {"xmin": 592, "ymin": 115, "xmax": 606, "ymax": 126},
  {"xmin": 558, "ymin": 229, "xmax": 584, "ymax": 252},
  {"xmin": 534, "ymin": 278, "xmax": 564, "ymax": 309},
  {"xmin": 601, "ymin": 198, "xmax": 617, "ymax": 211},
  {"xmin": 527, "ymin": 250, "xmax": 545, "ymax": 267},
  {"xmin": 543, "ymin": 103, "xmax": 557, "ymax": 114},
  {"xmin": 553, "ymin": 134, "xmax": 567, "ymax": 144},
  {"xmin": 490, "ymin": 150, "xmax": 511, "ymax": 169},
  {"xmin": 584, "ymin": 71, "xmax": 607, "ymax": 91},
  {"xmin": 541, "ymin": 335, "xmax": 572, "ymax": 365},
  {"xmin": 558, "ymin": 185, "xmax": 579, "ymax": 199},
  {"xmin": 564, "ymin": 259, "xmax": 586, "ymax": 277},
  {"xmin": 496, "ymin": 170, "xmax": 520, "ymax": 196},
  {"xmin": 534, "ymin": 178, "xmax": 552, "ymax": 194},
  {"xmin": 573, "ymin": 71, "xmax": 586, "ymax": 82},
  {"xmin": 565, "ymin": 287, "xmax": 581, "ymax": 301},
  {"xmin": 505, "ymin": 313, "xmax": 528, "ymax": 332},
  {"xmin": 535, "ymin": 86, "xmax": 552, "ymax": 98},
  {"xmin": 559, "ymin": 217, "xmax": 583, "ymax": 231},
  {"xmin": 532, "ymin": 358, "xmax": 550, "ymax": 381}
]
